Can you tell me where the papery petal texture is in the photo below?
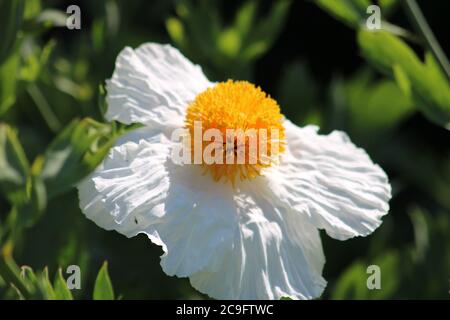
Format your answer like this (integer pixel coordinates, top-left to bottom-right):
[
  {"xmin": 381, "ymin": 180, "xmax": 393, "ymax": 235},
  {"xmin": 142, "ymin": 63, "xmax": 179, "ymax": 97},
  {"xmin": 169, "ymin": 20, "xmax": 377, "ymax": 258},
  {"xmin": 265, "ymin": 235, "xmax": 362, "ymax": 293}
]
[
  {"xmin": 190, "ymin": 186, "xmax": 327, "ymax": 300},
  {"xmin": 79, "ymin": 127, "xmax": 238, "ymax": 277},
  {"xmin": 264, "ymin": 120, "xmax": 391, "ymax": 241},
  {"xmin": 105, "ymin": 43, "xmax": 212, "ymax": 129}
]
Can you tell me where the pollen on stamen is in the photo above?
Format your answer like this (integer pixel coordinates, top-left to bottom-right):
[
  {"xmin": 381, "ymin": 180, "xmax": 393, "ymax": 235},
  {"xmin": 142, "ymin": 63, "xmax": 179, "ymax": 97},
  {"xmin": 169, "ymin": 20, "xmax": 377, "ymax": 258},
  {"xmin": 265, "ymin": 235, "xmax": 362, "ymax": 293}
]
[{"xmin": 185, "ymin": 80, "xmax": 286, "ymax": 185}]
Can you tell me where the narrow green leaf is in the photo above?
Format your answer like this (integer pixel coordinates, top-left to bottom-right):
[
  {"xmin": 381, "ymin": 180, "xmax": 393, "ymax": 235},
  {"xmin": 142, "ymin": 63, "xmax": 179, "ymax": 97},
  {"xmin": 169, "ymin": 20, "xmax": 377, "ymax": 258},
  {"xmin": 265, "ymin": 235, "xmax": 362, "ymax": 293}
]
[
  {"xmin": 166, "ymin": 17, "xmax": 186, "ymax": 48},
  {"xmin": 0, "ymin": 248, "xmax": 33, "ymax": 299},
  {"xmin": 23, "ymin": 0, "xmax": 41, "ymax": 20},
  {"xmin": 234, "ymin": 0, "xmax": 257, "ymax": 39},
  {"xmin": 35, "ymin": 9, "xmax": 68, "ymax": 28},
  {"xmin": 53, "ymin": 269, "xmax": 73, "ymax": 300},
  {"xmin": 392, "ymin": 64, "xmax": 412, "ymax": 98},
  {"xmin": 0, "ymin": 124, "xmax": 30, "ymax": 204},
  {"xmin": 0, "ymin": 0, "xmax": 25, "ymax": 63},
  {"xmin": 314, "ymin": 0, "xmax": 369, "ymax": 28},
  {"xmin": 38, "ymin": 267, "xmax": 56, "ymax": 300},
  {"xmin": 242, "ymin": 0, "xmax": 291, "ymax": 61},
  {"xmin": 217, "ymin": 28, "xmax": 241, "ymax": 58},
  {"xmin": 0, "ymin": 53, "xmax": 20, "ymax": 116},
  {"xmin": 93, "ymin": 262, "xmax": 114, "ymax": 300}
]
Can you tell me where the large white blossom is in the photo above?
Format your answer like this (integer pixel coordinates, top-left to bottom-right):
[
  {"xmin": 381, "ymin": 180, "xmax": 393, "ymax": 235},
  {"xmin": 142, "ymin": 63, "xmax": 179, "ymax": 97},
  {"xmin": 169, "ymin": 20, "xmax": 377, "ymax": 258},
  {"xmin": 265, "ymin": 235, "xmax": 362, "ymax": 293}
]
[{"xmin": 78, "ymin": 43, "xmax": 391, "ymax": 300}]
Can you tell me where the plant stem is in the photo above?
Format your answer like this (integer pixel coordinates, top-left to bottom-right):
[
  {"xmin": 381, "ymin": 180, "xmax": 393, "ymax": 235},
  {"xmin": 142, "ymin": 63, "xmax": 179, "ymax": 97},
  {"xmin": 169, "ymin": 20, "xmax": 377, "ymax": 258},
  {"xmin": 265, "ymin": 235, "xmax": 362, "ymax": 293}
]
[
  {"xmin": 403, "ymin": 0, "xmax": 450, "ymax": 80},
  {"xmin": 27, "ymin": 83, "xmax": 61, "ymax": 133}
]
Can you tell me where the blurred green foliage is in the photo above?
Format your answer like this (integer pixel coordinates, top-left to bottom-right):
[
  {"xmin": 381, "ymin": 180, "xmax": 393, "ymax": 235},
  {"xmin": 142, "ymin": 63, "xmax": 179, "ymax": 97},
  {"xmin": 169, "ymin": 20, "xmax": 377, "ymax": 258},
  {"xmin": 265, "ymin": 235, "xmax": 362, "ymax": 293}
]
[{"xmin": 0, "ymin": 0, "xmax": 449, "ymax": 299}]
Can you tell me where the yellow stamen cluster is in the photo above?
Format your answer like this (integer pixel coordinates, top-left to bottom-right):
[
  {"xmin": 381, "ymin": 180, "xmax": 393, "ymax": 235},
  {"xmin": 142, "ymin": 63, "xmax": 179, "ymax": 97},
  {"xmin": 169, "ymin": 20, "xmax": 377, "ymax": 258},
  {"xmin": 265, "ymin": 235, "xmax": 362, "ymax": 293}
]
[{"xmin": 185, "ymin": 80, "xmax": 285, "ymax": 185}]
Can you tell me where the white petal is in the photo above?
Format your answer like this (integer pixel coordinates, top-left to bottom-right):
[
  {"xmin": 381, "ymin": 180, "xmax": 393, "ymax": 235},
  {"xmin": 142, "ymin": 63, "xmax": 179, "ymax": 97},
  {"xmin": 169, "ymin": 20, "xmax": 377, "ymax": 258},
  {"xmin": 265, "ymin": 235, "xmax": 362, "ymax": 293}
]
[
  {"xmin": 78, "ymin": 127, "xmax": 170, "ymax": 236},
  {"xmin": 79, "ymin": 126, "xmax": 327, "ymax": 299},
  {"xmin": 189, "ymin": 188, "xmax": 327, "ymax": 300},
  {"xmin": 78, "ymin": 128, "xmax": 237, "ymax": 277},
  {"xmin": 264, "ymin": 120, "xmax": 391, "ymax": 241},
  {"xmin": 105, "ymin": 43, "xmax": 212, "ymax": 128}
]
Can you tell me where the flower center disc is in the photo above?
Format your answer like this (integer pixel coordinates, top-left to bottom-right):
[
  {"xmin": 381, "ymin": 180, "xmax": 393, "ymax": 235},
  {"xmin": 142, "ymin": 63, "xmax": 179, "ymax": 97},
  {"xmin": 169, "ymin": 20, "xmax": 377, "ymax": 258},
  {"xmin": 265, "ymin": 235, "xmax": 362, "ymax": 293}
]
[{"xmin": 185, "ymin": 80, "xmax": 285, "ymax": 185}]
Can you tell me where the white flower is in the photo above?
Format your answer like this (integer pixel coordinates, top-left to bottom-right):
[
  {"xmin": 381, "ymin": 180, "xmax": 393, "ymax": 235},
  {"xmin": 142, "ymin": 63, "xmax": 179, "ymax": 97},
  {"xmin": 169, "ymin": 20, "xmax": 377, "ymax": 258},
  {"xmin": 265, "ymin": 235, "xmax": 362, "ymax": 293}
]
[{"xmin": 78, "ymin": 43, "xmax": 391, "ymax": 300}]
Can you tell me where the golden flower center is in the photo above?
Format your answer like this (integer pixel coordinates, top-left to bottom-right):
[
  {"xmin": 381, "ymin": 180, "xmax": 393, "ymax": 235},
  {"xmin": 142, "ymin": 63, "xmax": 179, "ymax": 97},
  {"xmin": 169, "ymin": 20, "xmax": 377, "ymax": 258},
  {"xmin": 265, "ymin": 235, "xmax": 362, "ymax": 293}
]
[{"xmin": 185, "ymin": 80, "xmax": 285, "ymax": 185}]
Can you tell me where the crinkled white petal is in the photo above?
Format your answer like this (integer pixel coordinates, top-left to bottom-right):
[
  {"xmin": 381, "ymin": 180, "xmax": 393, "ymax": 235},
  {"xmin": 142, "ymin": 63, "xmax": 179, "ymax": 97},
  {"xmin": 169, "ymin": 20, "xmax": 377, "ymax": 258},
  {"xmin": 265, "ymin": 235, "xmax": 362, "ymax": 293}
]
[
  {"xmin": 264, "ymin": 120, "xmax": 392, "ymax": 241},
  {"xmin": 78, "ymin": 127, "xmax": 170, "ymax": 240},
  {"xmin": 78, "ymin": 127, "xmax": 237, "ymax": 277},
  {"xmin": 189, "ymin": 186, "xmax": 326, "ymax": 300},
  {"xmin": 105, "ymin": 43, "xmax": 212, "ymax": 128}
]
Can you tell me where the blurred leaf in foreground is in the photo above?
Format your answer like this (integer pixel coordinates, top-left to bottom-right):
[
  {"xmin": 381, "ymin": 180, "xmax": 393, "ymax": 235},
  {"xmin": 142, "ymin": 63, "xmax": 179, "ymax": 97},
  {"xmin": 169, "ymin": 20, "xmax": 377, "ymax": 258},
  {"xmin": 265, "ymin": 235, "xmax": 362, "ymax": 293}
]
[
  {"xmin": 0, "ymin": 0, "xmax": 25, "ymax": 64},
  {"xmin": 0, "ymin": 124, "xmax": 29, "ymax": 205},
  {"xmin": 53, "ymin": 268, "xmax": 73, "ymax": 300},
  {"xmin": 0, "ymin": 53, "xmax": 20, "ymax": 117},
  {"xmin": 93, "ymin": 261, "xmax": 114, "ymax": 300}
]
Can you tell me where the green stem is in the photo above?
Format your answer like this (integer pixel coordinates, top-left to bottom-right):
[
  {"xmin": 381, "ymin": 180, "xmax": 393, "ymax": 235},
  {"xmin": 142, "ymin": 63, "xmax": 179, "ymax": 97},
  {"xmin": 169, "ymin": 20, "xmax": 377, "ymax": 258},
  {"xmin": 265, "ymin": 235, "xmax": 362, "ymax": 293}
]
[
  {"xmin": 403, "ymin": 0, "xmax": 450, "ymax": 80},
  {"xmin": 27, "ymin": 83, "xmax": 61, "ymax": 133}
]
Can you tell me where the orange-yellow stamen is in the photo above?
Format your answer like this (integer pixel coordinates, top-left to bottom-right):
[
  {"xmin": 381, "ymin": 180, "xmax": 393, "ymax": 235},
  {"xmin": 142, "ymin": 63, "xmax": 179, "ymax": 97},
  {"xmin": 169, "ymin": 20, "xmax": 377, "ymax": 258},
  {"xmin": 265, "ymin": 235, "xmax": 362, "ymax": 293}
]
[{"xmin": 185, "ymin": 80, "xmax": 285, "ymax": 185}]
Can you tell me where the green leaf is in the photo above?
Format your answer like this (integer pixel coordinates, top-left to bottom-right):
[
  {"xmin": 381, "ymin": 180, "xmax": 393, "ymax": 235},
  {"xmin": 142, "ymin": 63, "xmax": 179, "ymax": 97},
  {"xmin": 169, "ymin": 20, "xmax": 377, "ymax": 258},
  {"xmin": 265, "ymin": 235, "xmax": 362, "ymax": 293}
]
[
  {"xmin": 217, "ymin": 28, "xmax": 241, "ymax": 58},
  {"xmin": 331, "ymin": 260, "xmax": 367, "ymax": 299},
  {"xmin": 358, "ymin": 29, "xmax": 450, "ymax": 129},
  {"xmin": 13, "ymin": 175, "xmax": 47, "ymax": 231},
  {"xmin": 93, "ymin": 262, "xmax": 114, "ymax": 300},
  {"xmin": 53, "ymin": 269, "xmax": 73, "ymax": 300},
  {"xmin": 314, "ymin": 0, "xmax": 370, "ymax": 28},
  {"xmin": 37, "ymin": 267, "xmax": 56, "ymax": 300},
  {"xmin": 234, "ymin": 0, "xmax": 257, "ymax": 40},
  {"xmin": 0, "ymin": 247, "xmax": 34, "ymax": 299},
  {"xmin": 35, "ymin": 9, "xmax": 68, "ymax": 28},
  {"xmin": 242, "ymin": 0, "xmax": 291, "ymax": 61},
  {"xmin": 0, "ymin": 124, "xmax": 30, "ymax": 204},
  {"xmin": 23, "ymin": 0, "xmax": 41, "ymax": 20},
  {"xmin": 0, "ymin": 53, "xmax": 20, "ymax": 116},
  {"xmin": 19, "ymin": 40, "xmax": 56, "ymax": 83},
  {"xmin": 424, "ymin": 51, "xmax": 448, "ymax": 87},
  {"xmin": 0, "ymin": 0, "xmax": 25, "ymax": 63},
  {"xmin": 344, "ymin": 71, "xmax": 413, "ymax": 137},
  {"xmin": 331, "ymin": 251, "xmax": 401, "ymax": 299},
  {"xmin": 178, "ymin": 0, "xmax": 222, "ymax": 64},
  {"xmin": 392, "ymin": 64, "xmax": 411, "ymax": 98},
  {"xmin": 166, "ymin": 17, "xmax": 186, "ymax": 48},
  {"xmin": 39, "ymin": 118, "xmax": 117, "ymax": 198}
]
